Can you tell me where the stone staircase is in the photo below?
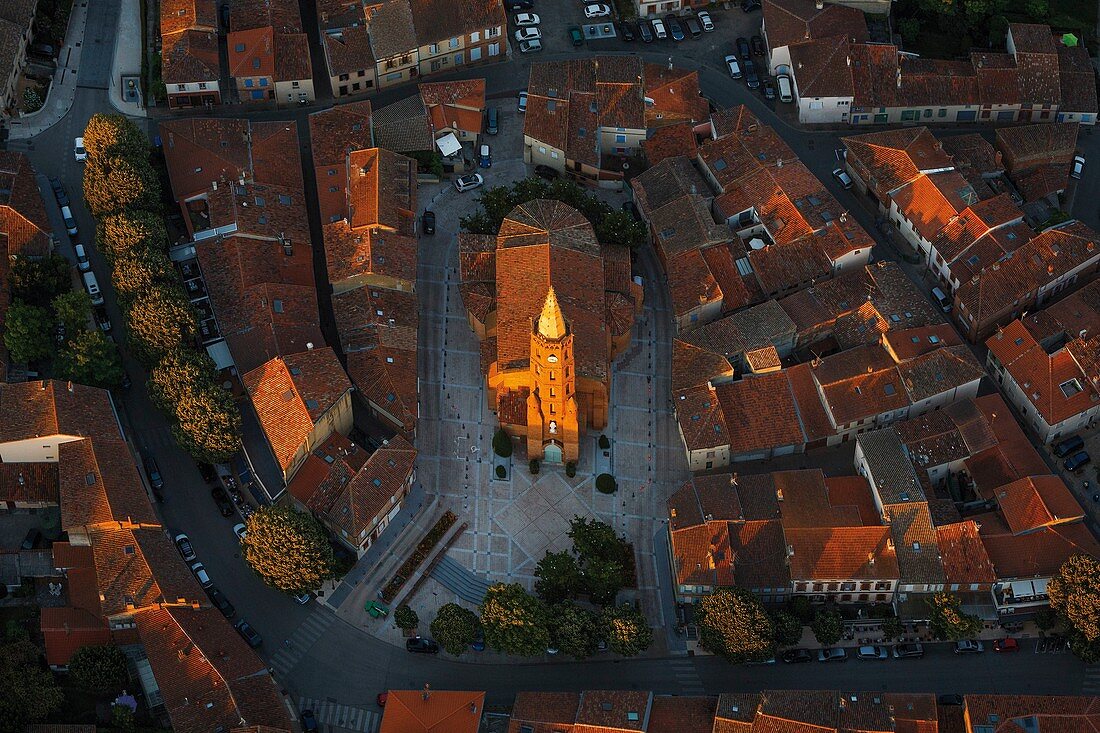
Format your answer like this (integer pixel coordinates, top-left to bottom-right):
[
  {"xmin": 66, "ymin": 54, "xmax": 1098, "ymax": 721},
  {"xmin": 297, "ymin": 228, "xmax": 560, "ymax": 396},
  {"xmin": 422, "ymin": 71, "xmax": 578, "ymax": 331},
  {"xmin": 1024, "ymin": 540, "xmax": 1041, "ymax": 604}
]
[{"xmin": 429, "ymin": 555, "xmax": 493, "ymax": 604}]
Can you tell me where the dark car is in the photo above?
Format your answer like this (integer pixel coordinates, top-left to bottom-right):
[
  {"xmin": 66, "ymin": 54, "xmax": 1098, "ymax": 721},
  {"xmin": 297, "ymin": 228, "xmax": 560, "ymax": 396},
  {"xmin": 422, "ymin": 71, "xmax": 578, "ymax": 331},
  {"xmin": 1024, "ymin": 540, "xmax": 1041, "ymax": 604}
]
[
  {"xmin": 637, "ymin": 18, "xmax": 654, "ymax": 42},
  {"xmin": 1065, "ymin": 450, "xmax": 1091, "ymax": 472},
  {"xmin": 763, "ymin": 79, "xmax": 776, "ymax": 99},
  {"xmin": 144, "ymin": 456, "xmax": 164, "ymax": 491},
  {"xmin": 684, "ymin": 15, "xmax": 702, "ymax": 37},
  {"xmin": 569, "ymin": 25, "xmax": 584, "ymax": 46},
  {"xmin": 421, "ymin": 210, "xmax": 436, "ymax": 235},
  {"xmin": 505, "ymin": 0, "xmax": 533, "ymax": 9},
  {"xmin": 665, "ymin": 15, "xmax": 685, "ymax": 41},
  {"xmin": 406, "ymin": 637, "xmax": 440, "ymax": 654},
  {"xmin": 300, "ymin": 710, "xmax": 318, "ymax": 732},
  {"xmin": 211, "ymin": 486, "xmax": 235, "ymax": 517},
  {"xmin": 30, "ymin": 43, "xmax": 56, "ymax": 58},
  {"xmin": 782, "ymin": 648, "xmax": 812, "ymax": 663},
  {"xmin": 471, "ymin": 630, "xmax": 486, "ymax": 652},
  {"xmin": 892, "ymin": 643, "xmax": 925, "ymax": 659},
  {"xmin": 1053, "ymin": 434, "xmax": 1084, "ymax": 457},
  {"xmin": 93, "ymin": 307, "xmax": 112, "ymax": 333},
  {"xmin": 744, "ymin": 59, "xmax": 761, "ymax": 89},
  {"xmin": 534, "ymin": 164, "xmax": 559, "ymax": 180},
  {"xmin": 234, "ymin": 619, "xmax": 262, "ymax": 648},
  {"xmin": 741, "ymin": 0, "xmax": 761, "ymax": 10},
  {"xmin": 619, "ymin": 20, "xmax": 635, "ymax": 41},
  {"xmin": 207, "ymin": 587, "xmax": 236, "ymax": 618},
  {"xmin": 49, "ymin": 177, "xmax": 69, "ymax": 207},
  {"xmin": 736, "ymin": 36, "xmax": 751, "ymax": 59},
  {"xmin": 196, "ymin": 462, "xmax": 218, "ymax": 484},
  {"xmin": 751, "ymin": 34, "xmax": 765, "ymax": 56},
  {"xmin": 21, "ymin": 528, "xmax": 42, "ymax": 551}
]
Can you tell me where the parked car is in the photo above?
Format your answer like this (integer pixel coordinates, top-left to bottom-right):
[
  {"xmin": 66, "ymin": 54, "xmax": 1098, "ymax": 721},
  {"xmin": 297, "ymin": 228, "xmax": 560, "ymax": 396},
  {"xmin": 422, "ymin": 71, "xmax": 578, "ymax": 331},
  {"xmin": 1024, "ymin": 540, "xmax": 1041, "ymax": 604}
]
[
  {"xmin": 514, "ymin": 26, "xmax": 541, "ymax": 42},
  {"xmin": 684, "ymin": 15, "xmax": 701, "ymax": 37},
  {"xmin": 514, "ymin": 12, "xmax": 540, "ymax": 25},
  {"xmin": 724, "ymin": 55, "xmax": 742, "ymax": 79},
  {"xmin": 818, "ymin": 647, "xmax": 848, "ymax": 662},
  {"xmin": 233, "ymin": 523, "xmax": 247, "ymax": 540},
  {"xmin": 697, "ymin": 9, "xmax": 714, "ymax": 30},
  {"xmin": 234, "ymin": 619, "xmax": 262, "ymax": 647},
  {"xmin": 1053, "ymin": 434, "xmax": 1084, "ymax": 458},
  {"xmin": 584, "ymin": 4, "xmax": 611, "ymax": 18},
  {"xmin": 74, "ymin": 243, "xmax": 91, "ymax": 271},
  {"xmin": 74, "ymin": 137, "xmax": 87, "ymax": 162},
  {"xmin": 741, "ymin": 0, "xmax": 761, "ymax": 11},
  {"xmin": 857, "ymin": 645, "xmax": 889, "ymax": 660},
  {"xmin": 782, "ymin": 648, "xmax": 812, "ymax": 663},
  {"xmin": 471, "ymin": 630, "xmax": 486, "ymax": 651},
  {"xmin": 518, "ymin": 90, "xmax": 528, "ymax": 113},
  {"xmin": 504, "ymin": 0, "xmax": 533, "ymax": 9},
  {"xmin": 421, "ymin": 210, "xmax": 436, "ymax": 234},
  {"xmin": 1065, "ymin": 450, "xmax": 1091, "ymax": 472},
  {"xmin": 479, "ymin": 143, "xmax": 492, "ymax": 168},
  {"xmin": 776, "ymin": 73, "xmax": 794, "ymax": 102},
  {"xmin": 486, "ymin": 106, "xmax": 498, "ymax": 135},
  {"xmin": 94, "ymin": 307, "xmax": 112, "ymax": 333},
  {"xmin": 518, "ymin": 38, "xmax": 542, "ymax": 53},
  {"xmin": 665, "ymin": 15, "xmax": 684, "ymax": 41},
  {"xmin": 21, "ymin": 528, "xmax": 42, "ymax": 551},
  {"xmin": 637, "ymin": 18, "xmax": 654, "ymax": 42},
  {"xmin": 832, "ymin": 167, "xmax": 853, "ymax": 189},
  {"xmin": 569, "ymin": 25, "xmax": 584, "ymax": 46},
  {"xmin": 190, "ymin": 561, "xmax": 213, "ymax": 588},
  {"xmin": 144, "ymin": 455, "xmax": 164, "ymax": 492},
  {"xmin": 300, "ymin": 710, "xmax": 318, "ymax": 732},
  {"xmin": 406, "ymin": 637, "xmax": 440, "ymax": 654},
  {"xmin": 650, "ymin": 16, "xmax": 667, "ymax": 39},
  {"xmin": 751, "ymin": 34, "xmax": 765, "ymax": 55},
  {"xmin": 196, "ymin": 462, "xmax": 218, "ymax": 484},
  {"xmin": 208, "ymin": 587, "xmax": 235, "ymax": 618},
  {"xmin": 175, "ymin": 534, "xmax": 196, "ymax": 562},
  {"xmin": 49, "ymin": 177, "xmax": 69, "ymax": 207},
  {"xmin": 534, "ymin": 164, "xmax": 559, "ymax": 180},
  {"xmin": 953, "ymin": 640, "xmax": 984, "ymax": 654},
  {"xmin": 455, "ymin": 173, "xmax": 485, "ymax": 192},
  {"xmin": 763, "ymin": 79, "xmax": 776, "ymax": 100},
  {"xmin": 619, "ymin": 20, "xmax": 635, "ymax": 40},
  {"xmin": 61, "ymin": 205, "xmax": 77, "ymax": 236},
  {"xmin": 745, "ymin": 656, "xmax": 776, "ymax": 665},
  {"xmin": 893, "ymin": 643, "xmax": 925, "ymax": 659},
  {"xmin": 993, "ymin": 638, "xmax": 1020, "ymax": 653},
  {"xmin": 211, "ymin": 486, "xmax": 235, "ymax": 517},
  {"xmin": 1071, "ymin": 155, "xmax": 1085, "ymax": 180},
  {"xmin": 736, "ymin": 36, "xmax": 751, "ymax": 59},
  {"xmin": 744, "ymin": 59, "xmax": 760, "ymax": 89}
]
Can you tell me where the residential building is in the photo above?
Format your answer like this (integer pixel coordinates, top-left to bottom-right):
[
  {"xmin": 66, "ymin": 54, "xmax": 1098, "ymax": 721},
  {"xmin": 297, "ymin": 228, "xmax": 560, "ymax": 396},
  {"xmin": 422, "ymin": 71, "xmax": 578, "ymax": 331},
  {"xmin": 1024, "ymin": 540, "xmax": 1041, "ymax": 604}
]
[
  {"xmin": 524, "ymin": 57, "xmax": 707, "ymax": 188},
  {"xmin": 420, "ymin": 79, "xmax": 485, "ymax": 142},
  {"xmin": 287, "ymin": 433, "xmax": 416, "ymax": 556},
  {"xmin": 160, "ymin": 0, "xmax": 221, "ymax": 109},
  {"xmin": 0, "ymin": 0, "xmax": 37, "ymax": 116},
  {"xmin": 761, "ymin": 0, "xmax": 868, "ymax": 76},
  {"xmin": 309, "ymin": 103, "xmax": 420, "ymax": 438},
  {"xmin": 379, "ymin": 689, "xmax": 485, "ymax": 733},
  {"xmin": 994, "ymin": 123, "xmax": 1077, "ymax": 202},
  {"xmin": 227, "ymin": 0, "xmax": 314, "ymax": 105},
  {"xmin": 316, "ymin": 0, "xmax": 506, "ymax": 99},
  {"xmin": 985, "ymin": 281, "xmax": 1100, "ymax": 443},
  {"xmin": 242, "ymin": 347, "xmax": 354, "ymax": 489},
  {"xmin": 459, "ymin": 200, "xmax": 641, "ymax": 463}
]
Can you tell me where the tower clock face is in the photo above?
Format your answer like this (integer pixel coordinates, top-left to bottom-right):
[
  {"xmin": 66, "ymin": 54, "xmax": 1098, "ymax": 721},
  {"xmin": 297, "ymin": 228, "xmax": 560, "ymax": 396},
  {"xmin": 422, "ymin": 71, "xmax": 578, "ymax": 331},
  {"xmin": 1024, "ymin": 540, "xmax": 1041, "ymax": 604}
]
[{"xmin": 547, "ymin": 354, "xmax": 558, "ymax": 363}]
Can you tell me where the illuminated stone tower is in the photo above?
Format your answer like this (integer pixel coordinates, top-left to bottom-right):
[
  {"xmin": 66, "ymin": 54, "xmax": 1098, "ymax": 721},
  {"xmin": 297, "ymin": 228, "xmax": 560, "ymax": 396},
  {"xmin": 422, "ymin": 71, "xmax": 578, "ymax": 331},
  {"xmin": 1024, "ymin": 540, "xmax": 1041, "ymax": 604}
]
[{"xmin": 526, "ymin": 287, "xmax": 580, "ymax": 464}]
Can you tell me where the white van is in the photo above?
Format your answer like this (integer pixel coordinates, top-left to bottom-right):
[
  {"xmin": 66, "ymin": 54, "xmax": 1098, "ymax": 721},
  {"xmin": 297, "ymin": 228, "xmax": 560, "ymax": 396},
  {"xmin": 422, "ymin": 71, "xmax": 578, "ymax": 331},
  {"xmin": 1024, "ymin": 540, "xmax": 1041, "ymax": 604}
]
[
  {"xmin": 61, "ymin": 205, "xmax": 77, "ymax": 236},
  {"xmin": 651, "ymin": 17, "xmax": 667, "ymax": 39},
  {"xmin": 776, "ymin": 74, "xmax": 794, "ymax": 103},
  {"xmin": 931, "ymin": 286, "xmax": 952, "ymax": 313},
  {"xmin": 82, "ymin": 271, "xmax": 104, "ymax": 306},
  {"xmin": 74, "ymin": 243, "xmax": 90, "ymax": 272}
]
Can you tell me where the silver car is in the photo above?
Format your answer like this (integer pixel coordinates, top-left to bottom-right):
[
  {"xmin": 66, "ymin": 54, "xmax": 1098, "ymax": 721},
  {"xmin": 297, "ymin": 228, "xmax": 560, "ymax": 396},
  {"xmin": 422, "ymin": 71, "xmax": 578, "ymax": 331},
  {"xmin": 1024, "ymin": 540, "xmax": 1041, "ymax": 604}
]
[{"xmin": 454, "ymin": 173, "xmax": 485, "ymax": 192}]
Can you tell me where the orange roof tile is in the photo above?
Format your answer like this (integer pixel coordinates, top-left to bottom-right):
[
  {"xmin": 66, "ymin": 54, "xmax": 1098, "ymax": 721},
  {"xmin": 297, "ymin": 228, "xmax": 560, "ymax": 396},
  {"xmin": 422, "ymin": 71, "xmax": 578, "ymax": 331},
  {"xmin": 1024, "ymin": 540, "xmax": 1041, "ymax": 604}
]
[
  {"xmin": 39, "ymin": 606, "xmax": 111, "ymax": 667},
  {"xmin": 995, "ymin": 475, "xmax": 1084, "ymax": 535},
  {"xmin": 715, "ymin": 372, "xmax": 806, "ymax": 455},
  {"xmin": 227, "ymin": 26, "xmax": 274, "ymax": 78},
  {"xmin": 380, "ymin": 689, "xmax": 486, "ymax": 733},
  {"xmin": 648, "ymin": 696, "xmax": 717, "ymax": 733},
  {"xmin": 785, "ymin": 525, "xmax": 899, "ymax": 581},
  {"xmin": 58, "ymin": 438, "xmax": 158, "ymax": 531}
]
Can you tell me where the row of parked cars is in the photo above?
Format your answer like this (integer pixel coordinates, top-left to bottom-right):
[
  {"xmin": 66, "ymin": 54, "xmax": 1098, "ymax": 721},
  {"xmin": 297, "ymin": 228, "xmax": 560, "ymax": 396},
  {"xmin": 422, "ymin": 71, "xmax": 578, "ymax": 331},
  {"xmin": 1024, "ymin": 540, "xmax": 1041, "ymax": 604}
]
[
  {"xmin": 1053, "ymin": 433, "xmax": 1092, "ymax": 474},
  {"xmin": 779, "ymin": 638, "xmax": 1016, "ymax": 664},
  {"xmin": 174, "ymin": 532, "xmax": 263, "ymax": 647},
  {"xmin": 724, "ymin": 35, "xmax": 794, "ymax": 104}
]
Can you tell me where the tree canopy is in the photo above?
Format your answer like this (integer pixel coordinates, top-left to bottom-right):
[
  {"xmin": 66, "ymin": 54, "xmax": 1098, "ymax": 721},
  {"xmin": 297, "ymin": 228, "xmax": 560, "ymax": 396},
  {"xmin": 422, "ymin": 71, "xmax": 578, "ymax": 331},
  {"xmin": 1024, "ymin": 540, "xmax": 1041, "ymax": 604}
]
[
  {"xmin": 600, "ymin": 603, "xmax": 652, "ymax": 657},
  {"xmin": 810, "ymin": 609, "xmax": 843, "ymax": 647},
  {"xmin": 0, "ymin": 639, "xmax": 63, "ymax": 733},
  {"xmin": 150, "ymin": 348, "xmax": 241, "ymax": 463},
  {"xmin": 52, "ymin": 290, "xmax": 92, "ymax": 339},
  {"xmin": 3, "ymin": 301, "xmax": 54, "ymax": 364},
  {"xmin": 97, "ymin": 211, "xmax": 169, "ymax": 265},
  {"xmin": 67, "ymin": 644, "xmax": 129, "ymax": 694},
  {"xmin": 697, "ymin": 588, "xmax": 775, "ymax": 663},
  {"xmin": 83, "ymin": 154, "xmax": 162, "ymax": 217},
  {"xmin": 567, "ymin": 517, "xmax": 631, "ymax": 606},
  {"xmin": 9, "ymin": 254, "xmax": 72, "ymax": 308},
  {"xmin": 770, "ymin": 610, "xmax": 804, "ymax": 648},
  {"xmin": 479, "ymin": 583, "xmax": 551, "ymax": 656},
  {"xmin": 1049, "ymin": 555, "xmax": 1100, "ymax": 643},
  {"xmin": 534, "ymin": 550, "xmax": 582, "ymax": 604},
  {"xmin": 430, "ymin": 603, "xmax": 481, "ymax": 655},
  {"xmin": 124, "ymin": 285, "xmax": 199, "ymax": 366},
  {"xmin": 927, "ymin": 592, "xmax": 982, "ymax": 640},
  {"xmin": 82, "ymin": 113, "xmax": 151, "ymax": 161},
  {"xmin": 55, "ymin": 331, "xmax": 125, "ymax": 389},
  {"xmin": 548, "ymin": 601, "xmax": 600, "ymax": 659},
  {"xmin": 241, "ymin": 506, "xmax": 334, "ymax": 594}
]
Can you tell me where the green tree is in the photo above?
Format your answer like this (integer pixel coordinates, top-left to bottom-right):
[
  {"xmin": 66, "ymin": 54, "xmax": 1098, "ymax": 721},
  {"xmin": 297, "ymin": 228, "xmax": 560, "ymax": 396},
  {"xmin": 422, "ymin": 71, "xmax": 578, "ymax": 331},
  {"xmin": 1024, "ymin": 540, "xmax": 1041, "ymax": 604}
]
[
  {"xmin": 394, "ymin": 605, "xmax": 419, "ymax": 630},
  {"xmin": 492, "ymin": 428, "xmax": 513, "ymax": 457},
  {"xmin": 429, "ymin": 603, "xmax": 481, "ymax": 656},
  {"xmin": 810, "ymin": 609, "xmax": 844, "ymax": 647},
  {"xmin": 151, "ymin": 347, "xmax": 246, "ymax": 464},
  {"xmin": 897, "ymin": 17, "xmax": 921, "ymax": 43},
  {"xmin": 0, "ymin": 639, "xmax": 64, "ymax": 733},
  {"xmin": 110, "ymin": 703, "xmax": 136, "ymax": 733},
  {"xmin": 600, "ymin": 603, "xmax": 652, "ymax": 656},
  {"xmin": 3, "ymin": 301, "xmax": 54, "ymax": 364},
  {"xmin": 82, "ymin": 113, "xmax": 150, "ymax": 161},
  {"xmin": 479, "ymin": 583, "xmax": 551, "ymax": 656},
  {"xmin": 67, "ymin": 644, "xmax": 128, "ymax": 694},
  {"xmin": 241, "ymin": 506, "xmax": 334, "ymax": 594},
  {"xmin": 788, "ymin": 596, "xmax": 814, "ymax": 624},
  {"xmin": 1068, "ymin": 630, "xmax": 1100, "ymax": 663},
  {"xmin": 595, "ymin": 473, "xmax": 618, "ymax": 494},
  {"xmin": 927, "ymin": 592, "xmax": 981, "ymax": 640},
  {"xmin": 125, "ymin": 285, "xmax": 198, "ymax": 366},
  {"xmin": 1034, "ymin": 607, "xmax": 1060, "ymax": 632},
  {"xmin": 548, "ymin": 601, "xmax": 600, "ymax": 659},
  {"xmin": 52, "ymin": 290, "xmax": 92, "ymax": 338},
  {"xmin": 97, "ymin": 210, "xmax": 169, "ymax": 265},
  {"xmin": 1049, "ymin": 554, "xmax": 1100, "ymax": 642},
  {"xmin": 55, "ymin": 331, "xmax": 124, "ymax": 389},
  {"xmin": 595, "ymin": 209, "xmax": 646, "ymax": 248},
  {"xmin": 534, "ymin": 550, "xmax": 582, "ymax": 604},
  {"xmin": 697, "ymin": 588, "xmax": 775, "ymax": 663},
  {"xmin": 568, "ymin": 516, "xmax": 629, "ymax": 605},
  {"xmin": 110, "ymin": 247, "xmax": 177, "ymax": 303},
  {"xmin": 83, "ymin": 155, "xmax": 161, "ymax": 217},
  {"xmin": 880, "ymin": 616, "xmax": 905, "ymax": 642},
  {"xmin": 10, "ymin": 254, "xmax": 72, "ymax": 308},
  {"xmin": 770, "ymin": 610, "xmax": 803, "ymax": 648},
  {"xmin": 569, "ymin": 516, "xmax": 623, "ymax": 563}
]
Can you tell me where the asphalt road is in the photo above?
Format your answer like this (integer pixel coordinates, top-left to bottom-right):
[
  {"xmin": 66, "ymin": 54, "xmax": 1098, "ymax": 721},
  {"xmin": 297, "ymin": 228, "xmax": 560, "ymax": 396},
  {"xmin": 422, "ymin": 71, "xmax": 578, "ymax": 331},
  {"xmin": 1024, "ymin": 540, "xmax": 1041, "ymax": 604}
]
[{"xmin": 5, "ymin": 0, "xmax": 1099, "ymax": 714}]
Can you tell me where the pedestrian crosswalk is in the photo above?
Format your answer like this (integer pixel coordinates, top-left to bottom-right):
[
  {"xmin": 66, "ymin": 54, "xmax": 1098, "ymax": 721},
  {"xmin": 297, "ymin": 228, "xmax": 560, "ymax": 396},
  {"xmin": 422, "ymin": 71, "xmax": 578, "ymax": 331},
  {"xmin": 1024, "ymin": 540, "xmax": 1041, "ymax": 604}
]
[
  {"xmin": 269, "ymin": 608, "xmax": 337, "ymax": 676},
  {"xmin": 670, "ymin": 657, "xmax": 706, "ymax": 696},
  {"xmin": 1083, "ymin": 665, "xmax": 1100, "ymax": 695},
  {"xmin": 297, "ymin": 696, "xmax": 381, "ymax": 733}
]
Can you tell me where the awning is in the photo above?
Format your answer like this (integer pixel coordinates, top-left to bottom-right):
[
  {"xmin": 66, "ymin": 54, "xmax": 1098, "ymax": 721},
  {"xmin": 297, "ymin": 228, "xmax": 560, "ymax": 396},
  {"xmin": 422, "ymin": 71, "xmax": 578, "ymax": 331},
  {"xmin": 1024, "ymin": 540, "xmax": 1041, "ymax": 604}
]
[
  {"xmin": 435, "ymin": 132, "xmax": 462, "ymax": 158},
  {"xmin": 205, "ymin": 339, "xmax": 234, "ymax": 370}
]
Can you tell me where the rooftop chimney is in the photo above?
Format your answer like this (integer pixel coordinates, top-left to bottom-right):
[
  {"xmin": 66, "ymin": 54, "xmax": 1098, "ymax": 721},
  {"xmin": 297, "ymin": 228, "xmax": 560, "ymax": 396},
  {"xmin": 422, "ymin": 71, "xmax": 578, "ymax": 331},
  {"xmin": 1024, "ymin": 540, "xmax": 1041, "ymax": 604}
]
[{"xmin": 423, "ymin": 684, "xmax": 431, "ymax": 701}]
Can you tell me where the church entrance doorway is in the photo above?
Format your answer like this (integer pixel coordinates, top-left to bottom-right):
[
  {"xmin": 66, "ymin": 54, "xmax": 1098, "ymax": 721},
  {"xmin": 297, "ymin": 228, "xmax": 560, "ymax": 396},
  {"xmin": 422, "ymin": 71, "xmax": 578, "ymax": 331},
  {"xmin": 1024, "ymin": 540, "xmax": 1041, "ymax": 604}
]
[{"xmin": 543, "ymin": 442, "xmax": 563, "ymax": 464}]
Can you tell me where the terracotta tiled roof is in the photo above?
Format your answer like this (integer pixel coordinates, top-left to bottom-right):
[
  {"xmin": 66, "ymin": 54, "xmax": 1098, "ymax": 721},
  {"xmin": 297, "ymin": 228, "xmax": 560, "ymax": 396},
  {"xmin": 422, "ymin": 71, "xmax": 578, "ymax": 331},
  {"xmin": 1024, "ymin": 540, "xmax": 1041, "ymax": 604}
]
[
  {"xmin": 788, "ymin": 35, "xmax": 854, "ymax": 98},
  {"xmin": 890, "ymin": 171, "xmax": 974, "ymax": 243},
  {"xmin": 345, "ymin": 147, "xmax": 417, "ymax": 234},
  {"xmin": 323, "ymin": 25, "xmax": 375, "ymax": 77},
  {"xmin": 421, "ymin": 79, "xmax": 486, "ymax": 136},
  {"xmin": 575, "ymin": 690, "xmax": 652, "ymax": 731},
  {"xmin": 674, "ymin": 384, "xmax": 730, "ymax": 452},
  {"xmin": 227, "ymin": 26, "xmax": 274, "ymax": 78},
  {"xmin": 346, "ymin": 341, "xmax": 419, "ymax": 435},
  {"xmin": 1058, "ymin": 41, "xmax": 1098, "ymax": 114},
  {"xmin": 995, "ymin": 123, "xmax": 1077, "ymax": 173},
  {"xmin": 160, "ymin": 118, "xmax": 252, "ymax": 199},
  {"xmin": 285, "ymin": 432, "xmax": 367, "ymax": 504},
  {"xmin": 0, "ymin": 151, "xmax": 52, "ymax": 258},
  {"xmin": 242, "ymin": 348, "xmax": 352, "ymax": 473},
  {"xmin": 762, "ymin": 0, "xmax": 868, "ymax": 52},
  {"xmin": 0, "ymin": 461, "xmax": 58, "ymax": 504},
  {"xmin": 855, "ymin": 429, "xmax": 924, "ymax": 505},
  {"xmin": 940, "ymin": 133, "xmax": 1004, "ymax": 177},
  {"xmin": 971, "ymin": 52, "xmax": 1021, "ymax": 106},
  {"xmin": 714, "ymin": 693, "xmax": 761, "ymax": 733},
  {"xmin": 749, "ymin": 237, "xmax": 832, "ymax": 296},
  {"xmin": 776, "ymin": 469, "xmax": 872, "ymax": 529},
  {"xmin": 309, "ymin": 101, "xmax": 374, "ymax": 219},
  {"xmin": 979, "ymin": 520, "xmax": 1100, "ymax": 578},
  {"xmin": 0, "ymin": 380, "xmax": 122, "ymax": 444},
  {"xmin": 161, "ymin": 0, "xmax": 216, "ymax": 35},
  {"xmin": 995, "ymin": 475, "xmax": 1084, "ymax": 535},
  {"xmin": 648, "ymin": 696, "xmax": 718, "ymax": 733},
  {"xmin": 274, "ymin": 32, "xmax": 311, "ymax": 81},
  {"xmin": 58, "ymin": 439, "xmax": 158, "ymax": 531},
  {"xmin": 40, "ymin": 606, "xmax": 111, "ymax": 667},
  {"xmin": 371, "ymin": 94, "xmax": 433, "ymax": 153},
  {"xmin": 642, "ymin": 64, "xmax": 709, "ymax": 127},
  {"xmin": 932, "ymin": 193, "xmax": 1023, "ymax": 263},
  {"xmin": 785, "ymin": 362, "xmax": 834, "ymax": 443},
  {"xmin": 842, "ymin": 127, "xmax": 952, "ymax": 201},
  {"xmin": 510, "ymin": 691, "xmax": 582, "ymax": 730},
  {"xmin": 715, "ymin": 372, "xmax": 806, "ymax": 455},
  {"xmin": 642, "ymin": 123, "xmax": 698, "ymax": 165},
  {"xmin": 680, "ymin": 299, "xmax": 796, "ymax": 362},
  {"xmin": 90, "ymin": 525, "xmax": 205, "ymax": 616},
  {"xmin": 380, "ymin": 689, "xmax": 486, "ymax": 733},
  {"xmin": 367, "ymin": 0, "xmax": 417, "ymax": 59},
  {"xmin": 898, "ymin": 345, "xmax": 984, "ymax": 403},
  {"xmin": 630, "ymin": 156, "xmax": 710, "ymax": 218},
  {"xmin": 668, "ymin": 474, "xmax": 745, "ymax": 530},
  {"xmin": 885, "ymin": 502, "xmax": 945, "ymax": 585},
  {"xmin": 785, "ymin": 525, "xmax": 899, "ymax": 581},
  {"xmin": 936, "ymin": 520, "xmax": 996, "ymax": 584},
  {"xmin": 162, "ymin": 28, "xmax": 221, "ymax": 84}
]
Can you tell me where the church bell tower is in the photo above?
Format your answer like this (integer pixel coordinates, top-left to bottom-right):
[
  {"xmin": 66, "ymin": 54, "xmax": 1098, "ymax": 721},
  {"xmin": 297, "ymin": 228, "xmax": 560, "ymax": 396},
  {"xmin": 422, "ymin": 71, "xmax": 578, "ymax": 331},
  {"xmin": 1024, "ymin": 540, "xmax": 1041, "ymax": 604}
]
[{"xmin": 526, "ymin": 287, "xmax": 579, "ymax": 463}]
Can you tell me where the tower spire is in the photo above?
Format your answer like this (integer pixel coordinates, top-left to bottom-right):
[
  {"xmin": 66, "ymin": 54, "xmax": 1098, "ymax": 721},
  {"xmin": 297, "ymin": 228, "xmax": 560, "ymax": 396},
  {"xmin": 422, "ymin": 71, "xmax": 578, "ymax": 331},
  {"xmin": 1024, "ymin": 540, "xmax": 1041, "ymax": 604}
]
[{"xmin": 536, "ymin": 286, "xmax": 567, "ymax": 340}]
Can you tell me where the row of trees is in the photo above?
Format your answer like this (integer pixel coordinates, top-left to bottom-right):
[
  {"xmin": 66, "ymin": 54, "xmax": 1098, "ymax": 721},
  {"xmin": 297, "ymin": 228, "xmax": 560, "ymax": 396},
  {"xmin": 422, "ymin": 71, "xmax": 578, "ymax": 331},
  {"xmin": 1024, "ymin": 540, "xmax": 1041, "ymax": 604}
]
[
  {"xmin": 460, "ymin": 177, "xmax": 646, "ymax": 249},
  {"xmin": 895, "ymin": 0, "xmax": 1060, "ymax": 56},
  {"xmin": 82, "ymin": 114, "xmax": 241, "ymax": 463}
]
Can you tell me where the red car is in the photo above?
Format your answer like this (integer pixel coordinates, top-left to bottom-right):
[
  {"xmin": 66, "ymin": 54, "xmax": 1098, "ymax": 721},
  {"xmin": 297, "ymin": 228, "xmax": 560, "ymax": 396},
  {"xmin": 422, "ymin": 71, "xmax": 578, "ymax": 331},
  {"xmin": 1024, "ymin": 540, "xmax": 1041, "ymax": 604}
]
[{"xmin": 993, "ymin": 638, "xmax": 1019, "ymax": 652}]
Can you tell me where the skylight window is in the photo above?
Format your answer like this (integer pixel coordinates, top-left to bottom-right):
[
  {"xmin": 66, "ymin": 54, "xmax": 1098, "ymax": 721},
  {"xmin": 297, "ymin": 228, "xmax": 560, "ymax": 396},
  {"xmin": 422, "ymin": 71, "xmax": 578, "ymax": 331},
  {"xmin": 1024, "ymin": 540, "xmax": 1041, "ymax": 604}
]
[
  {"xmin": 884, "ymin": 384, "xmax": 896, "ymax": 395},
  {"xmin": 234, "ymin": 43, "xmax": 245, "ymax": 52},
  {"xmin": 967, "ymin": 254, "xmax": 980, "ymax": 266},
  {"xmin": 713, "ymin": 159, "xmax": 727, "ymax": 171},
  {"xmin": 929, "ymin": 335, "xmax": 940, "ymax": 344},
  {"xmin": 305, "ymin": 399, "xmax": 319, "ymax": 410}
]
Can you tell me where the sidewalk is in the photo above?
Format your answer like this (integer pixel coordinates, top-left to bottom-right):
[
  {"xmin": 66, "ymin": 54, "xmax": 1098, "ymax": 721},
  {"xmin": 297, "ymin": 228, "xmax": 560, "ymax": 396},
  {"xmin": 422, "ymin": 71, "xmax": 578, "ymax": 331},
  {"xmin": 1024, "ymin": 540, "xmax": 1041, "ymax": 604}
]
[
  {"xmin": 7, "ymin": 1, "xmax": 90, "ymax": 140},
  {"xmin": 107, "ymin": 0, "xmax": 146, "ymax": 118}
]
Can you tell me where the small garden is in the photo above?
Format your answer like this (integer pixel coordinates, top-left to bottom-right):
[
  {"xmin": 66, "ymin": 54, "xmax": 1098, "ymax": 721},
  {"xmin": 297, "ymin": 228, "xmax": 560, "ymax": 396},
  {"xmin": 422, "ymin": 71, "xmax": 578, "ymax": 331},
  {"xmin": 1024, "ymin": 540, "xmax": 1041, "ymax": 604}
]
[{"xmin": 380, "ymin": 510, "xmax": 458, "ymax": 603}]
